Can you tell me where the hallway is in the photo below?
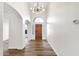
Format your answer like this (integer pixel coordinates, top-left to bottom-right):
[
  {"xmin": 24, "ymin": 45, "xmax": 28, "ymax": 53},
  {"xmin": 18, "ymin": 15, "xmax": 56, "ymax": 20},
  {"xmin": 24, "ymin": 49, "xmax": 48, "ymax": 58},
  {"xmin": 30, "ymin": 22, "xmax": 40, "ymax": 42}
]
[
  {"xmin": 2, "ymin": 2, "xmax": 79, "ymax": 56},
  {"xmin": 3, "ymin": 40, "xmax": 57, "ymax": 56}
]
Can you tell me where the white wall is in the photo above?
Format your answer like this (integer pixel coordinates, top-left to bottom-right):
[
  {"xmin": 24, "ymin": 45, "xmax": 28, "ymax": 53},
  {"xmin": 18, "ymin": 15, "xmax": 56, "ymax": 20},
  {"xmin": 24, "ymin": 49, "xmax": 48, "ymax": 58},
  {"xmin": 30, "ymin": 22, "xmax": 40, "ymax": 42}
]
[
  {"xmin": 3, "ymin": 20, "xmax": 9, "ymax": 41},
  {"xmin": 0, "ymin": 2, "xmax": 3, "ymax": 56},
  {"xmin": 3, "ymin": 4, "xmax": 9, "ymax": 41},
  {"xmin": 7, "ymin": 2, "xmax": 30, "ymax": 21},
  {"xmin": 23, "ymin": 20, "xmax": 29, "ymax": 47},
  {"xmin": 4, "ymin": 3, "xmax": 31, "ymax": 49},
  {"xmin": 4, "ymin": 3, "xmax": 24, "ymax": 49},
  {"xmin": 3, "ymin": 3, "xmax": 9, "ymax": 41},
  {"xmin": 7, "ymin": 2, "xmax": 31, "ymax": 45},
  {"xmin": 25, "ymin": 20, "xmax": 31, "ymax": 42},
  {"xmin": 47, "ymin": 2, "xmax": 79, "ymax": 56}
]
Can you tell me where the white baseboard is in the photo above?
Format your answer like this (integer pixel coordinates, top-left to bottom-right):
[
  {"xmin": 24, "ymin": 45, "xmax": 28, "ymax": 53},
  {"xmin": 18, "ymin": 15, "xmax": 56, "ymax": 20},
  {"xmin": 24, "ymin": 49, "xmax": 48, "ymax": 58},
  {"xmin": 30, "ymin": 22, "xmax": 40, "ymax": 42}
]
[{"xmin": 47, "ymin": 39, "xmax": 59, "ymax": 56}]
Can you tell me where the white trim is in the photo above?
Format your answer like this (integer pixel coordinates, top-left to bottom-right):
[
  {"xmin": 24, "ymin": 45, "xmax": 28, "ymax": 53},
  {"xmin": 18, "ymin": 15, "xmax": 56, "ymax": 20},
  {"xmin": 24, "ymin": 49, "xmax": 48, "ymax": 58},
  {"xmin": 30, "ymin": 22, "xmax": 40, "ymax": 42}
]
[{"xmin": 47, "ymin": 39, "xmax": 59, "ymax": 56}]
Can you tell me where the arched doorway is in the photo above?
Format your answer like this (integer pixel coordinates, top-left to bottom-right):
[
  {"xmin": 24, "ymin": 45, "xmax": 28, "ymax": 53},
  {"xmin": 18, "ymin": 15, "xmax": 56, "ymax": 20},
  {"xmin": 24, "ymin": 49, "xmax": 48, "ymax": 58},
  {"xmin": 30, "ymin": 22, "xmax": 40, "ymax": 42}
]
[
  {"xmin": 4, "ymin": 3, "xmax": 23, "ymax": 50},
  {"xmin": 32, "ymin": 17, "xmax": 44, "ymax": 41}
]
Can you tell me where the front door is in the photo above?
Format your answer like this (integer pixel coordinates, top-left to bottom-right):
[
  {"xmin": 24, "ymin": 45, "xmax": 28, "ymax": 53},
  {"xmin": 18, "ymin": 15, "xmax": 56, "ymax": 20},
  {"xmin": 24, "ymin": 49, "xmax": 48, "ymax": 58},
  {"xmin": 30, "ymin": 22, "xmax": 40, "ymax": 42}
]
[{"xmin": 35, "ymin": 24, "xmax": 42, "ymax": 41}]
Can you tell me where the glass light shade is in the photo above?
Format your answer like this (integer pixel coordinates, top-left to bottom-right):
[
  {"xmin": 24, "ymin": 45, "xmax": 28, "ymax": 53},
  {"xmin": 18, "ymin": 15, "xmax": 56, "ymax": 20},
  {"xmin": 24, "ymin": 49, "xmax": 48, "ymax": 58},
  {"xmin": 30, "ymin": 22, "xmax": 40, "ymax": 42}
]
[{"xmin": 30, "ymin": 3, "xmax": 45, "ymax": 14}]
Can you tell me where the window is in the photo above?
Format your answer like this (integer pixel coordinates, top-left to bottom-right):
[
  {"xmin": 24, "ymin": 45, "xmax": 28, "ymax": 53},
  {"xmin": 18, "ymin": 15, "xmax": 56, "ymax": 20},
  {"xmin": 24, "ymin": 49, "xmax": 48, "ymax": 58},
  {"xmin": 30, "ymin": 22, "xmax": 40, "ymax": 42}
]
[{"xmin": 34, "ymin": 17, "xmax": 44, "ymax": 23}]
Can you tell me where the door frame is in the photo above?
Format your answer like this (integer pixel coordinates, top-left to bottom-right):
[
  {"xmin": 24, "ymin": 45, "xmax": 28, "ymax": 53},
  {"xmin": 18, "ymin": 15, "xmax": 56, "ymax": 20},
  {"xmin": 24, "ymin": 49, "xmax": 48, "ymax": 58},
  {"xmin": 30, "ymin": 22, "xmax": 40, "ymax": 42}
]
[
  {"xmin": 31, "ymin": 16, "xmax": 47, "ymax": 40},
  {"xmin": 35, "ymin": 24, "xmax": 42, "ymax": 41}
]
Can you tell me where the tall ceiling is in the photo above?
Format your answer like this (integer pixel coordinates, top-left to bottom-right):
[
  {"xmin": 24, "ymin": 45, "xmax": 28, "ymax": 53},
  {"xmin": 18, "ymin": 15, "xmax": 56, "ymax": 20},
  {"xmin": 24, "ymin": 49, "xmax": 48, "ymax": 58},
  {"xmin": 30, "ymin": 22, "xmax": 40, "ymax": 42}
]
[
  {"xmin": 28, "ymin": 2, "xmax": 49, "ymax": 21},
  {"xmin": 4, "ymin": 2, "xmax": 49, "ymax": 22}
]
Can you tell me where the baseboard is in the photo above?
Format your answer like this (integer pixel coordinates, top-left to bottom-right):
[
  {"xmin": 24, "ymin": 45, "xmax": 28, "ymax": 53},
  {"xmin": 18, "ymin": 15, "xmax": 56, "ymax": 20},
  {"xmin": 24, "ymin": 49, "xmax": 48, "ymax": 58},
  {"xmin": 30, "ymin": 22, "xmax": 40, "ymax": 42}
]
[{"xmin": 47, "ymin": 40, "xmax": 59, "ymax": 56}]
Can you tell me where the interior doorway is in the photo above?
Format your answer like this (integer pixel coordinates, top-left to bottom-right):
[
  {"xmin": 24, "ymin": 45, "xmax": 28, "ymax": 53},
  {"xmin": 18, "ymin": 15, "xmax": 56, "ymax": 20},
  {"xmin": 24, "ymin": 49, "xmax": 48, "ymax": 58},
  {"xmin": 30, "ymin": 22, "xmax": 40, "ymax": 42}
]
[{"xmin": 35, "ymin": 24, "xmax": 42, "ymax": 41}]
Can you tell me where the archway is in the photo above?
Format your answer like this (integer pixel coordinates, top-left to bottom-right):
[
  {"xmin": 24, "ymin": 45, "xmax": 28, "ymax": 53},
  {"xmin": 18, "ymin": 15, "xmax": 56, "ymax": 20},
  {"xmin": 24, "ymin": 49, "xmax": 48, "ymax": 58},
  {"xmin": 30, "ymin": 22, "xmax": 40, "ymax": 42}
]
[
  {"xmin": 4, "ymin": 3, "xmax": 23, "ymax": 50},
  {"xmin": 32, "ymin": 17, "xmax": 46, "ymax": 41}
]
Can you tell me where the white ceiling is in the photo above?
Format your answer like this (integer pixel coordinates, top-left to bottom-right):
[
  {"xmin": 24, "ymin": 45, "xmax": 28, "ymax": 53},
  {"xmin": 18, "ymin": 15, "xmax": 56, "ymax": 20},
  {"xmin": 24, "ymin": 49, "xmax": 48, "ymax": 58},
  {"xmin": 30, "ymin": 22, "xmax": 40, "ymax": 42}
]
[{"xmin": 4, "ymin": 2, "xmax": 49, "ymax": 23}]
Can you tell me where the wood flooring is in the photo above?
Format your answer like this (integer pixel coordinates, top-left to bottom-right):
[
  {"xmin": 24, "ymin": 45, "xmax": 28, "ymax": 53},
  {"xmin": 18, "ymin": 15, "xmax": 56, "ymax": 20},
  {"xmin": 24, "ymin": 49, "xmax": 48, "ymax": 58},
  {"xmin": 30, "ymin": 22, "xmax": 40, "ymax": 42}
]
[{"xmin": 3, "ymin": 40, "xmax": 57, "ymax": 56}]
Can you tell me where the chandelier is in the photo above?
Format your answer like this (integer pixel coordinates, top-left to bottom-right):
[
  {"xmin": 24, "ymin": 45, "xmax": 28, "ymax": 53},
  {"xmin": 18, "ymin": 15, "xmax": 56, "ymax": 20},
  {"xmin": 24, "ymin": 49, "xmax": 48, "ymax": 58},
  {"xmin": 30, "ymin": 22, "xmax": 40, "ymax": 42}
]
[{"xmin": 30, "ymin": 3, "xmax": 45, "ymax": 14}]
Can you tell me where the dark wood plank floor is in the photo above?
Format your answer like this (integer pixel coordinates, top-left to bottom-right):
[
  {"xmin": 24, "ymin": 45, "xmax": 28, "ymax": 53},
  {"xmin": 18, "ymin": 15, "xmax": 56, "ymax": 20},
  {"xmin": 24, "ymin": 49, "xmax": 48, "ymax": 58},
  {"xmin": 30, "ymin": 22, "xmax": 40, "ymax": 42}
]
[{"xmin": 3, "ymin": 40, "xmax": 57, "ymax": 56}]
